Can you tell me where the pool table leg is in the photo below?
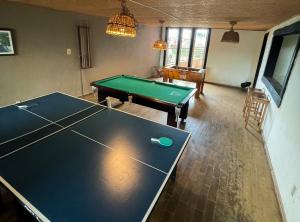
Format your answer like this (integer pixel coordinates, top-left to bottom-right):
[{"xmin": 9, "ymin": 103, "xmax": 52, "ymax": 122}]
[
  {"xmin": 167, "ymin": 110, "xmax": 177, "ymax": 127},
  {"xmin": 179, "ymin": 102, "xmax": 189, "ymax": 121},
  {"xmin": 167, "ymin": 107, "xmax": 181, "ymax": 127},
  {"xmin": 167, "ymin": 103, "xmax": 190, "ymax": 127},
  {"xmin": 98, "ymin": 91, "xmax": 108, "ymax": 106}
]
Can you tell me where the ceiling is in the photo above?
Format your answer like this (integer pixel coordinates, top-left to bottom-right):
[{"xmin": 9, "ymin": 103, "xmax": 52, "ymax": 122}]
[{"xmin": 8, "ymin": 0, "xmax": 300, "ymax": 30}]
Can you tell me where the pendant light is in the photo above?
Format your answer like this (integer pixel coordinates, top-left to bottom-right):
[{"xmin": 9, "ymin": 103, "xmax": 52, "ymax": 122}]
[
  {"xmin": 221, "ymin": 21, "xmax": 239, "ymax": 43},
  {"xmin": 106, "ymin": 0, "xmax": 137, "ymax": 38},
  {"xmin": 153, "ymin": 20, "xmax": 167, "ymax": 50}
]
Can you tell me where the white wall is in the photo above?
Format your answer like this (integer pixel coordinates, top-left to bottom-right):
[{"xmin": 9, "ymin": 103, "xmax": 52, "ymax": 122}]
[
  {"xmin": 0, "ymin": 2, "xmax": 160, "ymax": 106},
  {"xmin": 256, "ymin": 15, "xmax": 300, "ymax": 222},
  {"xmin": 206, "ymin": 29, "xmax": 264, "ymax": 86}
]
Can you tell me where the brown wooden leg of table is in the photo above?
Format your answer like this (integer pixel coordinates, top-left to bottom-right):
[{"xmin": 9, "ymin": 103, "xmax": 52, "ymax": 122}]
[
  {"xmin": 167, "ymin": 109, "xmax": 177, "ymax": 127},
  {"xmin": 195, "ymin": 82, "xmax": 200, "ymax": 98},
  {"xmin": 200, "ymin": 74, "xmax": 206, "ymax": 94}
]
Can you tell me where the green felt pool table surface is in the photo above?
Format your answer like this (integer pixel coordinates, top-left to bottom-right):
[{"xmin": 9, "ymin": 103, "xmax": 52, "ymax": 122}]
[{"xmin": 93, "ymin": 75, "xmax": 195, "ymax": 104}]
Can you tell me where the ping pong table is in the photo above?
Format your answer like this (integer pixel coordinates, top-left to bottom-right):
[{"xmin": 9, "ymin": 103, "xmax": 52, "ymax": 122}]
[{"xmin": 0, "ymin": 92, "xmax": 190, "ymax": 222}]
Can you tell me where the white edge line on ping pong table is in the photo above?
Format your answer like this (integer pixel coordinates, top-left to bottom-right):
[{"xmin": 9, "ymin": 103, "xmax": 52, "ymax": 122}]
[
  {"xmin": 0, "ymin": 91, "xmax": 72, "ymax": 108},
  {"xmin": 141, "ymin": 132, "xmax": 191, "ymax": 222},
  {"xmin": 72, "ymin": 130, "xmax": 168, "ymax": 175},
  {"xmin": 0, "ymin": 176, "xmax": 51, "ymax": 222},
  {"xmin": 0, "ymin": 107, "xmax": 106, "ymax": 160},
  {"xmin": 0, "ymin": 92, "xmax": 60, "ymax": 109},
  {"xmin": 58, "ymin": 91, "xmax": 100, "ymax": 105},
  {"xmin": 14, "ymin": 106, "xmax": 60, "ymax": 125},
  {"xmin": 0, "ymin": 104, "xmax": 97, "ymax": 146},
  {"xmin": 56, "ymin": 91, "xmax": 189, "ymax": 134},
  {"xmin": 54, "ymin": 104, "xmax": 97, "ymax": 123},
  {"xmin": 0, "ymin": 91, "xmax": 97, "ymax": 109}
]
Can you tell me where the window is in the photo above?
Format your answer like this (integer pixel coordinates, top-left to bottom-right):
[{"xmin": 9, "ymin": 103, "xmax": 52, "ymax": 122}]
[
  {"xmin": 178, "ymin": 28, "xmax": 192, "ymax": 67},
  {"xmin": 165, "ymin": 28, "xmax": 179, "ymax": 66},
  {"xmin": 164, "ymin": 28, "xmax": 210, "ymax": 69},
  {"xmin": 262, "ymin": 20, "xmax": 300, "ymax": 107},
  {"xmin": 191, "ymin": 29, "xmax": 209, "ymax": 69}
]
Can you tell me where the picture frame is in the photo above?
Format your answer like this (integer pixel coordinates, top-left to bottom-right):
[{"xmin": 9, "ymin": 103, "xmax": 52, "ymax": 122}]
[{"xmin": 0, "ymin": 29, "xmax": 15, "ymax": 55}]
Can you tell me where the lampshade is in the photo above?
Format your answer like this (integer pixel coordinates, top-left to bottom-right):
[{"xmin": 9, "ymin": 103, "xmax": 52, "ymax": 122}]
[
  {"xmin": 106, "ymin": 0, "xmax": 137, "ymax": 38},
  {"xmin": 153, "ymin": 40, "xmax": 167, "ymax": 50},
  {"xmin": 153, "ymin": 20, "xmax": 168, "ymax": 50},
  {"xmin": 221, "ymin": 21, "xmax": 239, "ymax": 43}
]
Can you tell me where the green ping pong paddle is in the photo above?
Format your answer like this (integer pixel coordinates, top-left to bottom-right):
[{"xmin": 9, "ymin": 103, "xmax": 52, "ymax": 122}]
[{"xmin": 151, "ymin": 137, "xmax": 173, "ymax": 147}]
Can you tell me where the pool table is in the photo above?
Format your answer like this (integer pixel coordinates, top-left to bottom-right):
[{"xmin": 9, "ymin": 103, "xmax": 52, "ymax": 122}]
[{"xmin": 91, "ymin": 75, "xmax": 196, "ymax": 127}]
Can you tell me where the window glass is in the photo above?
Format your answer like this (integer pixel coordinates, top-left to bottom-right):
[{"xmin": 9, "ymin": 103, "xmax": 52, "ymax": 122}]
[
  {"xmin": 178, "ymin": 28, "xmax": 192, "ymax": 67},
  {"xmin": 164, "ymin": 28, "xmax": 210, "ymax": 68},
  {"xmin": 191, "ymin": 29, "xmax": 208, "ymax": 69},
  {"xmin": 165, "ymin": 28, "xmax": 179, "ymax": 66}
]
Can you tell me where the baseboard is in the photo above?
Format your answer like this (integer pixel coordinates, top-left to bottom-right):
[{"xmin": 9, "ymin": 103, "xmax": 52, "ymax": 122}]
[
  {"xmin": 204, "ymin": 81, "xmax": 241, "ymax": 89},
  {"xmin": 80, "ymin": 92, "xmax": 93, "ymax": 98},
  {"xmin": 261, "ymin": 133, "xmax": 287, "ymax": 222}
]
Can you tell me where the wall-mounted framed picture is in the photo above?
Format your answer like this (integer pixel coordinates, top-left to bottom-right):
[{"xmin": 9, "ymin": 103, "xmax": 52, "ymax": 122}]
[{"xmin": 0, "ymin": 29, "xmax": 15, "ymax": 55}]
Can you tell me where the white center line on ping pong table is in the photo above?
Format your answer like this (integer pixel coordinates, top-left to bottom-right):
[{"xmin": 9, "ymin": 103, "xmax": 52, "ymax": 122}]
[
  {"xmin": 0, "ymin": 105, "xmax": 106, "ymax": 160},
  {"xmin": 0, "ymin": 104, "xmax": 98, "ymax": 146},
  {"xmin": 72, "ymin": 130, "xmax": 168, "ymax": 175}
]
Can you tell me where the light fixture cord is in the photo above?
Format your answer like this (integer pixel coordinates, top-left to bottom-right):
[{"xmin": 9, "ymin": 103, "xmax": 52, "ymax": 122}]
[
  {"xmin": 230, "ymin": 21, "xmax": 237, "ymax": 31},
  {"xmin": 128, "ymin": 0, "xmax": 179, "ymax": 20},
  {"xmin": 159, "ymin": 20, "xmax": 164, "ymax": 40},
  {"xmin": 121, "ymin": 0, "xmax": 130, "ymax": 15},
  {"xmin": 120, "ymin": 0, "xmax": 137, "ymax": 25}
]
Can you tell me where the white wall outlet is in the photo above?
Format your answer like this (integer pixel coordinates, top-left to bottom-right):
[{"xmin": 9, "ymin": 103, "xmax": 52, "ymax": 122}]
[{"xmin": 66, "ymin": 48, "xmax": 72, "ymax": 55}]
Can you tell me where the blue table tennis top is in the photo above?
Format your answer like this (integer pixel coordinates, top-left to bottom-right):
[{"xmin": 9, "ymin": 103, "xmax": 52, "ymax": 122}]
[
  {"xmin": 0, "ymin": 92, "xmax": 190, "ymax": 222},
  {"xmin": 0, "ymin": 92, "xmax": 98, "ymax": 144}
]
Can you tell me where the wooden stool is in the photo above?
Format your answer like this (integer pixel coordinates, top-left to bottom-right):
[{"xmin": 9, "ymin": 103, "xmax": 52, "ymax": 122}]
[
  {"xmin": 244, "ymin": 92, "xmax": 269, "ymax": 129},
  {"xmin": 243, "ymin": 87, "xmax": 264, "ymax": 117}
]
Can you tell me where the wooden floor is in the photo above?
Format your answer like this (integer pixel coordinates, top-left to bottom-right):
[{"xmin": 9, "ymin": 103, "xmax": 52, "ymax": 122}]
[
  {"xmin": 0, "ymin": 80, "xmax": 282, "ymax": 222},
  {"xmin": 84, "ymin": 80, "xmax": 282, "ymax": 222}
]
